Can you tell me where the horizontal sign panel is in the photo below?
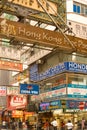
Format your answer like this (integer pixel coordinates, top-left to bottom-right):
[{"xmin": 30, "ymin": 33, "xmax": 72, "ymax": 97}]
[
  {"xmin": 0, "ymin": 60, "xmax": 23, "ymax": 72},
  {"xmin": 7, "ymin": 86, "xmax": 19, "ymax": 95},
  {"xmin": 30, "ymin": 62, "xmax": 87, "ymax": 81},
  {"xmin": 39, "ymin": 100, "xmax": 61, "ymax": 111},
  {"xmin": 67, "ymin": 84, "xmax": 87, "ymax": 98},
  {"xmin": 7, "ymin": 95, "xmax": 27, "ymax": 110},
  {"xmin": 31, "ymin": 85, "xmax": 66, "ymax": 101},
  {"xmin": 8, "ymin": 0, "xmax": 57, "ymax": 15},
  {"xmin": 20, "ymin": 83, "xmax": 39, "ymax": 95},
  {"xmin": 0, "ymin": 45, "xmax": 20, "ymax": 60},
  {"xmin": 0, "ymin": 18, "xmax": 87, "ymax": 55}
]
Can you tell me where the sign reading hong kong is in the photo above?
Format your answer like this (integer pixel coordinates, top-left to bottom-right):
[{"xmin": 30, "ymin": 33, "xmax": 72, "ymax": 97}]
[
  {"xmin": 0, "ymin": 18, "xmax": 87, "ymax": 54},
  {"xmin": 30, "ymin": 62, "xmax": 87, "ymax": 81}
]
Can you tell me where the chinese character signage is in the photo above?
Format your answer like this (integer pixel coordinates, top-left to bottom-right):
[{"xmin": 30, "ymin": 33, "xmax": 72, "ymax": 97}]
[
  {"xmin": 20, "ymin": 83, "xmax": 39, "ymax": 95},
  {"xmin": 0, "ymin": 45, "xmax": 20, "ymax": 61},
  {"xmin": 7, "ymin": 87, "xmax": 19, "ymax": 95},
  {"xmin": 0, "ymin": 60, "xmax": 23, "ymax": 72},
  {"xmin": 8, "ymin": 0, "xmax": 57, "ymax": 15}
]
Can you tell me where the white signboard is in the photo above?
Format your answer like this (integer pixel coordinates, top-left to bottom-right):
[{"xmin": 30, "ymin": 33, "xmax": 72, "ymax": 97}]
[
  {"xmin": 0, "ymin": 86, "xmax": 6, "ymax": 96},
  {"xmin": 67, "ymin": 20, "xmax": 87, "ymax": 39},
  {"xmin": 31, "ymin": 88, "xmax": 66, "ymax": 101},
  {"xmin": 0, "ymin": 45, "xmax": 20, "ymax": 60},
  {"xmin": 7, "ymin": 87, "xmax": 19, "ymax": 95}
]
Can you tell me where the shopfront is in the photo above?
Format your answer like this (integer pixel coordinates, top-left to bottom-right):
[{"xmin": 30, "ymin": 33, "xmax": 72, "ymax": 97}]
[
  {"xmin": 38, "ymin": 100, "xmax": 87, "ymax": 128},
  {"xmin": 30, "ymin": 61, "xmax": 87, "ymax": 128}
]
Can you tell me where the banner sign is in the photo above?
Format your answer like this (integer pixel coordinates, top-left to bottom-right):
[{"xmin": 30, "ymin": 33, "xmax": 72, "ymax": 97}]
[
  {"xmin": 0, "ymin": 18, "xmax": 87, "ymax": 54},
  {"xmin": 20, "ymin": 83, "xmax": 39, "ymax": 95},
  {"xmin": 0, "ymin": 60, "xmax": 23, "ymax": 72},
  {"xmin": 30, "ymin": 62, "xmax": 87, "ymax": 81}
]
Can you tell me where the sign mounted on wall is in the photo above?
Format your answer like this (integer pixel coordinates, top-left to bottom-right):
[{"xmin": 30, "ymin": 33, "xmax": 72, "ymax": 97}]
[{"xmin": 30, "ymin": 62, "xmax": 87, "ymax": 81}]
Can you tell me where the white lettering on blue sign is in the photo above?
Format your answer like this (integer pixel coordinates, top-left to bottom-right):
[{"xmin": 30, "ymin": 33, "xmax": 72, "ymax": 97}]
[
  {"xmin": 68, "ymin": 62, "xmax": 87, "ymax": 73},
  {"xmin": 30, "ymin": 62, "xmax": 87, "ymax": 81},
  {"xmin": 69, "ymin": 62, "xmax": 87, "ymax": 70}
]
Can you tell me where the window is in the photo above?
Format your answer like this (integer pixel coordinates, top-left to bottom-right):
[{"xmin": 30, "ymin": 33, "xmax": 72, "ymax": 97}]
[
  {"xmin": 73, "ymin": 2, "xmax": 87, "ymax": 16},
  {"xmin": 73, "ymin": 4, "xmax": 80, "ymax": 14},
  {"xmin": 85, "ymin": 7, "xmax": 87, "ymax": 15},
  {"xmin": 73, "ymin": 4, "xmax": 77, "ymax": 12},
  {"xmin": 77, "ymin": 6, "xmax": 80, "ymax": 13}
]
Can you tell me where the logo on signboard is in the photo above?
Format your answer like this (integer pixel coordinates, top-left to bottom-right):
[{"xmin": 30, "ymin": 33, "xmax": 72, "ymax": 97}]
[{"xmin": 27, "ymin": 85, "xmax": 33, "ymax": 90}]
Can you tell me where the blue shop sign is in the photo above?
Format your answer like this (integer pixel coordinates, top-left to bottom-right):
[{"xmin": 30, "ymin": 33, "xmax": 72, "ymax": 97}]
[
  {"xmin": 30, "ymin": 62, "xmax": 87, "ymax": 81},
  {"xmin": 39, "ymin": 100, "xmax": 61, "ymax": 111},
  {"xmin": 20, "ymin": 83, "xmax": 39, "ymax": 95},
  {"xmin": 66, "ymin": 62, "xmax": 87, "ymax": 73},
  {"xmin": 39, "ymin": 102, "xmax": 50, "ymax": 111}
]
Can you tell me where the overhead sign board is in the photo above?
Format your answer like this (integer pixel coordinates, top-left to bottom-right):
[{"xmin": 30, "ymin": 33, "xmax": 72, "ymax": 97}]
[
  {"xmin": 20, "ymin": 83, "xmax": 39, "ymax": 95},
  {"xmin": 0, "ymin": 18, "xmax": 87, "ymax": 55},
  {"xmin": 0, "ymin": 60, "xmax": 23, "ymax": 72},
  {"xmin": 0, "ymin": 45, "xmax": 20, "ymax": 61},
  {"xmin": 8, "ymin": 0, "xmax": 57, "ymax": 15}
]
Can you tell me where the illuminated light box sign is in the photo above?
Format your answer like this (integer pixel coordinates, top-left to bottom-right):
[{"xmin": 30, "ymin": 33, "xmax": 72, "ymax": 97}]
[
  {"xmin": 20, "ymin": 83, "xmax": 39, "ymax": 95},
  {"xmin": 12, "ymin": 110, "xmax": 23, "ymax": 118},
  {"xmin": 30, "ymin": 62, "xmax": 87, "ymax": 81},
  {"xmin": 7, "ymin": 95, "xmax": 27, "ymax": 110},
  {"xmin": 67, "ymin": 100, "xmax": 87, "ymax": 109},
  {"xmin": 39, "ymin": 100, "xmax": 61, "ymax": 111}
]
